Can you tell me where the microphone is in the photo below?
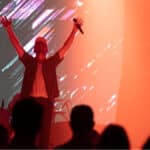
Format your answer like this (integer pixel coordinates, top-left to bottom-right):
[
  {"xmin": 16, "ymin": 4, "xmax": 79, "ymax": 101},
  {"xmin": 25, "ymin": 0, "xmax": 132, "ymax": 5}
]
[{"xmin": 73, "ymin": 18, "xmax": 84, "ymax": 34}]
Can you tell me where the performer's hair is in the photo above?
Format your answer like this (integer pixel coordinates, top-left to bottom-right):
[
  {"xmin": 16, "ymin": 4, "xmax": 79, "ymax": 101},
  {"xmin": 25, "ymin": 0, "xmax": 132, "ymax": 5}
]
[{"xmin": 34, "ymin": 37, "xmax": 48, "ymax": 54}]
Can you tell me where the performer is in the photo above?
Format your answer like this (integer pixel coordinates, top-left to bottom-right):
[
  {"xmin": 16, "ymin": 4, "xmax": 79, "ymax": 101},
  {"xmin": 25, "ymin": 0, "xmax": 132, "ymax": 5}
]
[
  {"xmin": 0, "ymin": 16, "xmax": 83, "ymax": 148},
  {"xmin": 0, "ymin": 16, "xmax": 83, "ymax": 100}
]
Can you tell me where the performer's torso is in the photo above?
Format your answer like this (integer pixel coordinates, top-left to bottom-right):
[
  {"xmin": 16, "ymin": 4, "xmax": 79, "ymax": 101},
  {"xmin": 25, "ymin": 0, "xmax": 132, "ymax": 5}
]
[
  {"xmin": 30, "ymin": 62, "xmax": 48, "ymax": 98},
  {"xmin": 20, "ymin": 52, "xmax": 63, "ymax": 99}
]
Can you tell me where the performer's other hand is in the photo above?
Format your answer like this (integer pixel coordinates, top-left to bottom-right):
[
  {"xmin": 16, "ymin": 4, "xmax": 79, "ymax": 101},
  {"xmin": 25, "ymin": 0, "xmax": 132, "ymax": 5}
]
[
  {"xmin": 73, "ymin": 17, "xmax": 83, "ymax": 31},
  {"xmin": 0, "ymin": 16, "xmax": 12, "ymax": 28}
]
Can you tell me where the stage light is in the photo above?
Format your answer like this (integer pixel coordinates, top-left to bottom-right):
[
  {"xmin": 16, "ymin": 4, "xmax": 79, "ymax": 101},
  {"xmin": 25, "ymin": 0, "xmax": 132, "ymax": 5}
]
[{"xmin": 76, "ymin": 0, "xmax": 84, "ymax": 7}]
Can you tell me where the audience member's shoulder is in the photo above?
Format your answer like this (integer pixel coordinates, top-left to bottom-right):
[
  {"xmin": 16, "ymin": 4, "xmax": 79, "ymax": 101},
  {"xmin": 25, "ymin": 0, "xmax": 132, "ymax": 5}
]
[
  {"xmin": 55, "ymin": 143, "xmax": 71, "ymax": 149},
  {"xmin": 142, "ymin": 137, "xmax": 150, "ymax": 149}
]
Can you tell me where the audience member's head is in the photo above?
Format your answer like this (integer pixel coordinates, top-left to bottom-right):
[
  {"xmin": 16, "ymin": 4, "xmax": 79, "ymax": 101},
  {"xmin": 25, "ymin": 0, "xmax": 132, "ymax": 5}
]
[
  {"xmin": 142, "ymin": 137, "xmax": 150, "ymax": 149},
  {"xmin": 11, "ymin": 97, "xmax": 43, "ymax": 136},
  {"xmin": 10, "ymin": 97, "xmax": 43, "ymax": 148},
  {"xmin": 0, "ymin": 124, "xmax": 9, "ymax": 148},
  {"xmin": 70, "ymin": 104, "xmax": 94, "ymax": 134},
  {"xmin": 55, "ymin": 104, "xmax": 98, "ymax": 149},
  {"xmin": 97, "ymin": 124, "xmax": 130, "ymax": 149}
]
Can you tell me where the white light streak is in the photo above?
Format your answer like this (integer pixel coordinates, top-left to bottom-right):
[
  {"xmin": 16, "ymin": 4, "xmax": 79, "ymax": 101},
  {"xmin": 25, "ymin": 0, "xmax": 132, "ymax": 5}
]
[
  {"xmin": 73, "ymin": 75, "xmax": 79, "ymax": 80},
  {"xmin": 107, "ymin": 43, "xmax": 112, "ymax": 49},
  {"xmin": 1, "ymin": 56, "xmax": 18, "ymax": 72},
  {"xmin": 32, "ymin": 9, "xmax": 54, "ymax": 29},
  {"xmin": 59, "ymin": 75, "xmax": 67, "ymax": 82},
  {"xmin": 86, "ymin": 59, "xmax": 95, "ymax": 68},
  {"xmin": 89, "ymin": 86, "xmax": 95, "ymax": 91},
  {"xmin": 82, "ymin": 86, "xmax": 87, "ymax": 91},
  {"xmin": 60, "ymin": 9, "xmax": 76, "ymax": 20},
  {"xmin": 70, "ymin": 88, "xmax": 79, "ymax": 99},
  {"xmin": 108, "ymin": 94, "xmax": 117, "ymax": 103},
  {"xmin": 76, "ymin": 0, "xmax": 84, "ymax": 7}
]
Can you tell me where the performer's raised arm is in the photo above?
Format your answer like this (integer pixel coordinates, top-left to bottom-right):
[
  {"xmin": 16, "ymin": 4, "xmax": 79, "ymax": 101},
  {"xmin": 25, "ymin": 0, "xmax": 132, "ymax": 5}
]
[
  {"xmin": 0, "ymin": 16, "xmax": 25, "ymax": 58},
  {"xmin": 58, "ymin": 18, "xmax": 83, "ymax": 59}
]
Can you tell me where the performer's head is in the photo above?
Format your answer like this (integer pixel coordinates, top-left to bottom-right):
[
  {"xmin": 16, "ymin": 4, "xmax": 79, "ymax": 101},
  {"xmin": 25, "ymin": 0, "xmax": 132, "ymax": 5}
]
[{"xmin": 34, "ymin": 37, "xmax": 48, "ymax": 55}]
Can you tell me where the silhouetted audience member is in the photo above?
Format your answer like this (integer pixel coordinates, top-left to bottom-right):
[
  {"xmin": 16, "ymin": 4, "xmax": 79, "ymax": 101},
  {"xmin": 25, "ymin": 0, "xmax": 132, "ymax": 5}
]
[
  {"xmin": 0, "ymin": 99, "xmax": 10, "ymax": 132},
  {"xmin": 0, "ymin": 124, "xmax": 9, "ymax": 148},
  {"xmin": 142, "ymin": 137, "xmax": 150, "ymax": 149},
  {"xmin": 55, "ymin": 104, "xmax": 100, "ymax": 149},
  {"xmin": 9, "ymin": 97, "xmax": 43, "ymax": 149},
  {"xmin": 97, "ymin": 124, "xmax": 130, "ymax": 149}
]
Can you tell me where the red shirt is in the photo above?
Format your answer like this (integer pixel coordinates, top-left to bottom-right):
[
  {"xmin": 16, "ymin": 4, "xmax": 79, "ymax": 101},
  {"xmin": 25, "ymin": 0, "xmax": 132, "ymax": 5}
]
[{"xmin": 20, "ymin": 52, "xmax": 63, "ymax": 100}]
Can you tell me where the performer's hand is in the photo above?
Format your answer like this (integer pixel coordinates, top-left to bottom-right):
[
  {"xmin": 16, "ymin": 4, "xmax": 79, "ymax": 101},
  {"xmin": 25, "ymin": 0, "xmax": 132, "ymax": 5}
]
[
  {"xmin": 73, "ymin": 17, "xmax": 83, "ymax": 32},
  {"xmin": 0, "ymin": 16, "xmax": 12, "ymax": 28}
]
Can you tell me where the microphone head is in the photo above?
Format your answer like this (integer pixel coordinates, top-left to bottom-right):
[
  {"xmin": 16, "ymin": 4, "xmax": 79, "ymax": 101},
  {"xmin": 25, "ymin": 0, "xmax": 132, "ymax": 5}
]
[{"xmin": 73, "ymin": 17, "xmax": 84, "ymax": 34}]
